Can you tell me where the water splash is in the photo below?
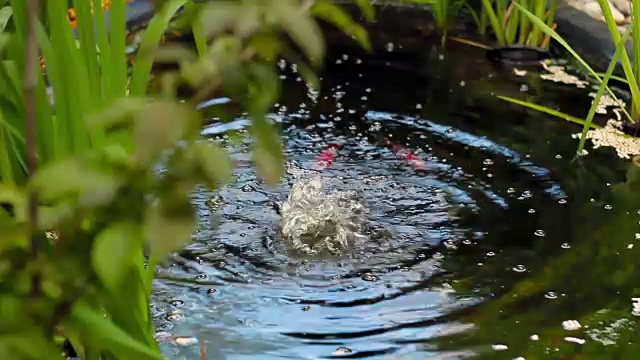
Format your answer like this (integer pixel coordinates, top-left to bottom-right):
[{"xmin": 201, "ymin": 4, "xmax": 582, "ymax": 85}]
[{"xmin": 279, "ymin": 176, "xmax": 368, "ymax": 255}]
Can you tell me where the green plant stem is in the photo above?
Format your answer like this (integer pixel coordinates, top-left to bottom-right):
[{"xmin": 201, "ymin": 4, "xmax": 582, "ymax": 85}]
[
  {"xmin": 25, "ymin": 0, "xmax": 41, "ymax": 297},
  {"xmin": 597, "ymin": 0, "xmax": 640, "ymax": 120},
  {"xmin": 577, "ymin": 27, "xmax": 632, "ymax": 153}
]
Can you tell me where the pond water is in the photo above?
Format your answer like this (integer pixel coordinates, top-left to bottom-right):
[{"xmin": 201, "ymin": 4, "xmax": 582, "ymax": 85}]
[{"xmin": 152, "ymin": 9, "xmax": 640, "ymax": 359}]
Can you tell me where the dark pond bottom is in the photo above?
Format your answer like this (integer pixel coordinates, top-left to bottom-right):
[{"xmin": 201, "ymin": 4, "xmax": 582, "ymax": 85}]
[{"xmin": 152, "ymin": 18, "xmax": 640, "ymax": 360}]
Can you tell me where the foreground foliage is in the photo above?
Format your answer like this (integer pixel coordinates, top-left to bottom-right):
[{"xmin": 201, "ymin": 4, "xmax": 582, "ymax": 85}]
[{"xmin": 0, "ymin": 0, "xmax": 373, "ymax": 358}]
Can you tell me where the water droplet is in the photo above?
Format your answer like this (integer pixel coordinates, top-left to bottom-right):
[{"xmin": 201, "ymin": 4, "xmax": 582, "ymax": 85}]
[
  {"xmin": 462, "ymin": 239, "xmax": 472, "ymax": 245},
  {"xmin": 166, "ymin": 311, "xmax": 184, "ymax": 322},
  {"xmin": 170, "ymin": 299, "xmax": 184, "ymax": 307},
  {"xmin": 492, "ymin": 344, "xmax": 508, "ymax": 351},
  {"xmin": 487, "ymin": 251, "xmax": 495, "ymax": 257},
  {"xmin": 604, "ymin": 204, "xmax": 613, "ymax": 210},
  {"xmin": 528, "ymin": 208, "xmax": 536, "ymax": 214},
  {"xmin": 206, "ymin": 288, "xmax": 217, "ymax": 296},
  {"xmin": 545, "ymin": 291, "xmax": 558, "ymax": 299},
  {"xmin": 302, "ymin": 305, "xmax": 311, "ymax": 311},
  {"xmin": 196, "ymin": 273, "xmax": 208, "ymax": 280},
  {"xmin": 513, "ymin": 265, "xmax": 527, "ymax": 273},
  {"xmin": 534, "ymin": 230, "xmax": 545, "ymax": 237},
  {"xmin": 483, "ymin": 159, "xmax": 494, "ymax": 165},
  {"xmin": 361, "ymin": 273, "xmax": 380, "ymax": 282},
  {"xmin": 558, "ymin": 198, "xmax": 567, "ymax": 204},
  {"xmin": 507, "ymin": 188, "xmax": 516, "ymax": 194},
  {"xmin": 561, "ymin": 243, "xmax": 571, "ymax": 249},
  {"xmin": 530, "ymin": 334, "xmax": 539, "ymax": 341},
  {"xmin": 242, "ymin": 184, "xmax": 255, "ymax": 192},
  {"xmin": 333, "ymin": 347, "xmax": 353, "ymax": 356},
  {"xmin": 175, "ymin": 337, "xmax": 198, "ymax": 346},
  {"xmin": 555, "ymin": 154, "xmax": 563, "ymax": 159}
]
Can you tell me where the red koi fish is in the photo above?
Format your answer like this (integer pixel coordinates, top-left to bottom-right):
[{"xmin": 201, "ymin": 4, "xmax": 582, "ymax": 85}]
[
  {"xmin": 390, "ymin": 143, "xmax": 427, "ymax": 171},
  {"xmin": 314, "ymin": 143, "xmax": 340, "ymax": 170}
]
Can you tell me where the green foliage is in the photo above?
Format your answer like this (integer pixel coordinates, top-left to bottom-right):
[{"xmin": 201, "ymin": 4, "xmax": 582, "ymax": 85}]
[
  {"xmin": 475, "ymin": 0, "xmax": 556, "ymax": 48},
  {"xmin": 498, "ymin": 3, "xmax": 637, "ymax": 156},
  {"xmin": 0, "ymin": 0, "xmax": 374, "ymax": 358}
]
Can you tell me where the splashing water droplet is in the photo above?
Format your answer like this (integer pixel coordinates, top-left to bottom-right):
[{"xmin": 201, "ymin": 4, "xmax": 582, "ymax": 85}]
[
  {"xmin": 333, "ymin": 347, "xmax": 353, "ymax": 356},
  {"xmin": 558, "ymin": 198, "xmax": 567, "ymax": 204},
  {"xmin": 545, "ymin": 291, "xmax": 558, "ymax": 299},
  {"xmin": 604, "ymin": 204, "xmax": 613, "ymax": 210},
  {"xmin": 361, "ymin": 273, "xmax": 380, "ymax": 282},
  {"xmin": 561, "ymin": 242, "xmax": 571, "ymax": 249},
  {"xmin": 528, "ymin": 208, "xmax": 536, "ymax": 214},
  {"xmin": 483, "ymin": 159, "xmax": 494, "ymax": 165},
  {"xmin": 534, "ymin": 230, "xmax": 545, "ymax": 237},
  {"xmin": 513, "ymin": 265, "xmax": 527, "ymax": 273},
  {"xmin": 487, "ymin": 251, "xmax": 495, "ymax": 257}
]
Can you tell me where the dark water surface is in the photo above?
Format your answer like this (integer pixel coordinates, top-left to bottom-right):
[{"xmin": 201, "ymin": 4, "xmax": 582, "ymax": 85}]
[{"xmin": 152, "ymin": 13, "xmax": 640, "ymax": 359}]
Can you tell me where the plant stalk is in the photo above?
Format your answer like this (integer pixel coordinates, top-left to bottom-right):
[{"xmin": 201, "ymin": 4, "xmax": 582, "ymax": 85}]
[{"xmin": 25, "ymin": 0, "xmax": 41, "ymax": 297}]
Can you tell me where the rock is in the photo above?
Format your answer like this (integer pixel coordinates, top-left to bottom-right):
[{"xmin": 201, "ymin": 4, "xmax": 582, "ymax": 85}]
[
  {"xmin": 568, "ymin": 0, "xmax": 627, "ymax": 24},
  {"xmin": 555, "ymin": 0, "xmax": 633, "ymax": 74},
  {"xmin": 611, "ymin": 0, "xmax": 632, "ymax": 16}
]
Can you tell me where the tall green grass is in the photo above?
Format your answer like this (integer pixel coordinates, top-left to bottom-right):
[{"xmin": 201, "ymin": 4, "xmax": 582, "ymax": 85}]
[
  {"xmin": 475, "ymin": 0, "xmax": 556, "ymax": 48},
  {"xmin": 0, "ymin": 1, "xmax": 197, "ymax": 358},
  {"xmin": 0, "ymin": 0, "xmax": 191, "ymax": 186}
]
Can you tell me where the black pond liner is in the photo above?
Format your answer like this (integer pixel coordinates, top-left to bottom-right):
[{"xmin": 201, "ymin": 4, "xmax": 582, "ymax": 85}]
[
  {"xmin": 486, "ymin": 45, "xmax": 553, "ymax": 68},
  {"xmin": 620, "ymin": 121, "xmax": 640, "ymax": 138}
]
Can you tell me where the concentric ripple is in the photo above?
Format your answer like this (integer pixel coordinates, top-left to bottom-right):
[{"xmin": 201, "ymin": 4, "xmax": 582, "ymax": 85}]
[{"xmin": 152, "ymin": 51, "xmax": 573, "ymax": 359}]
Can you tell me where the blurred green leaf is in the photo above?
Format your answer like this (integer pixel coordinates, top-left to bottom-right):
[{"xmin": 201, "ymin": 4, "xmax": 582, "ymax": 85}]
[
  {"xmin": 133, "ymin": 101, "xmax": 200, "ymax": 165},
  {"xmin": 312, "ymin": 0, "xmax": 370, "ymax": 50},
  {"xmin": 92, "ymin": 222, "xmax": 141, "ymax": 291},
  {"xmin": 251, "ymin": 115, "xmax": 283, "ymax": 185},
  {"xmin": 0, "ymin": 6, "xmax": 12, "ymax": 32},
  {"xmin": 353, "ymin": 0, "xmax": 375, "ymax": 22},
  {"xmin": 144, "ymin": 200, "xmax": 196, "ymax": 261},
  {"xmin": 66, "ymin": 302, "xmax": 164, "ymax": 359},
  {"xmin": 30, "ymin": 158, "xmax": 121, "ymax": 208},
  {"xmin": 272, "ymin": 0, "xmax": 324, "ymax": 66},
  {"xmin": 0, "ymin": 331, "xmax": 66, "ymax": 360},
  {"xmin": 193, "ymin": 140, "xmax": 233, "ymax": 187},
  {"xmin": 199, "ymin": 0, "xmax": 241, "ymax": 38}
]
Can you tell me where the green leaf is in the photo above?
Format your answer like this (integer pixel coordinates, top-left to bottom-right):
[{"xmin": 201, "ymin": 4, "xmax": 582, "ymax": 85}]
[
  {"xmin": 497, "ymin": 96, "xmax": 600, "ymax": 128},
  {"xmin": 353, "ymin": 0, "xmax": 375, "ymax": 22},
  {"xmin": 198, "ymin": 0, "xmax": 241, "ymax": 39},
  {"xmin": 193, "ymin": 140, "xmax": 233, "ymax": 187},
  {"xmin": 66, "ymin": 302, "xmax": 164, "ymax": 360},
  {"xmin": 0, "ymin": 331, "xmax": 66, "ymax": 360},
  {"xmin": 0, "ymin": 6, "xmax": 12, "ymax": 32},
  {"xmin": 0, "ymin": 185, "xmax": 25, "ymax": 222},
  {"xmin": 133, "ymin": 100, "xmax": 200, "ymax": 165},
  {"xmin": 272, "ymin": 0, "xmax": 324, "ymax": 66},
  {"xmin": 92, "ymin": 222, "xmax": 141, "ymax": 291},
  {"xmin": 30, "ymin": 158, "xmax": 121, "ymax": 208},
  {"xmin": 144, "ymin": 200, "xmax": 196, "ymax": 261},
  {"xmin": 251, "ymin": 115, "xmax": 284, "ymax": 185},
  {"xmin": 312, "ymin": 0, "xmax": 370, "ymax": 50}
]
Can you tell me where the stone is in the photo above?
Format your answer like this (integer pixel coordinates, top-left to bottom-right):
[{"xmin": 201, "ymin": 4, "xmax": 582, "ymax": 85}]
[
  {"xmin": 611, "ymin": 0, "xmax": 632, "ymax": 16},
  {"xmin": 568, "ymin": 0, "xmax": 627, "ymax": 24}
]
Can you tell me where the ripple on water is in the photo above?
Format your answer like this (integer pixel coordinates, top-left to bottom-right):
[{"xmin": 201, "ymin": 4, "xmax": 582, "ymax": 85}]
[{"xmin": 154, "ymin": 78, "xmax": 568, "ymax": 359}]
